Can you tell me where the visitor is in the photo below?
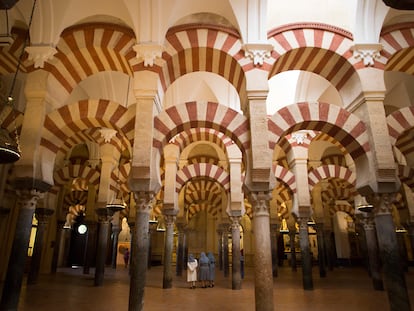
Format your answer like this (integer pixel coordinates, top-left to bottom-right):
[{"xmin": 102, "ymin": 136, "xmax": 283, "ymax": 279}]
[
  {"xmin": 123, "ymin": 248, "xmax": 130, "ymax": 268},
  {"xmin": 199, "ymin": 252, "xmax": 210, "ymax": 288},
  {"xmin": 207, "ymin": 252, "xmax": 216, "ymax": 287},
  {"xmin": 187, "ymin": 254, "xmax": 198, "ymax": 289}
]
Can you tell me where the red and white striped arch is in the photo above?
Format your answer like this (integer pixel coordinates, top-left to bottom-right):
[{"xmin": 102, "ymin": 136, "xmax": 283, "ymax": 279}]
[
  {"xmin": 172, "ymin": 128, "xmax": 233, "ymax": 153},
  {"xmin": 398, "ymin": 164, "xmax": 414, "ymax": 189},
  {"xmin": 329, "ymin": 202, "xmax": 354, "ymax": 217},
  {"xmin": 387, "ymin": 106, "xmax": 414, "ymax": 145},
  {"xmin": 267, "ymin": 23, "xmax": 361, "ymax": 91},
  {"xmin": 42, "ymin": 23, "xmax": 136, "ymax": 94},
  {"xmin": 268, "ymin": 102, "xmax": 370, "ymax": 160},
  {"xmin": 273, "ymin": 164, "xmax": 296, "ymax": 193},
  {"xmin": 54, "ymin": 164, "xmax": 100, "ymax": 187},
  {"xmin": 41, "ymin": 99, "xmax": 134, "ymax": 155},
  {"xmin": 308, "ymin": 164, "xmax": 356, "ymax": 191},
  {"xmin": 381, "ymin": 23, "xmax": 414, "ymax": 74},
  {"xmin": 153, "ymin": 101, "xmax": 250, "ymax": 155},
  {"xmin": 133, "ymin": 25, "xmax": 247, "ymax": 95},
  {"xmin": 0, "ymin": 28, "xmax": 27, "ymax": 75},
  {"xmin": 176, "ymin": 163, "xmax": 230, "ymax": 193},
  {"xmin": 0, "ymin": 105, "xmax": 23, "ymax": 138}
]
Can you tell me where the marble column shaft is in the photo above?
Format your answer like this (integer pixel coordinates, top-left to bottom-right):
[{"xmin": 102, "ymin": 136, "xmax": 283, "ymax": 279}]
[
  {"xmin": 175, "ymin": 225, "xmax": 185, "ymax": 276},
  {"xmin": 315, "ymin": 223, "xmax": 326, "ymax": 278},
  {"xmin": 0, "ymin": 190, "xmax": 42, "ymax": 310},
  {"xmin": 94, "ymin": 209, "xmax": 111, "ymax": 286},
  {"xmin": 162, "ymin": 214, "xmax": 175, "ymax": 289},
  {"xmin": 289, "ymin": 231, "xmax": 297, "ymax": 271},
  {"xmin": 270, "ymin": 224, "xmax": 279, "ymax": 277},
  {"xmin": 374, "ymin": 194, "xmax": 411, "ymax": 311},
  {"xmin": 111, "ymin": 225, "xmax": 121, "ymax": 269},
  {"xmin": 223, "ymin": 227, "xmax": 229, "ymax": 277},
  {"xmin": 217, "ymin": 228, "xmax": 223, "ymax": 271},
  {"xmin": 51, "ymin": 221, "xmax": 65, "ymax": 274},
  {"xmin": 128, "ymin": 193, "xmax": 151, "ymax": 311},
  {"xmin": 230, "ymin": 217, "xmax": 242, "ymax": 290},
  {"xmin": 251, "ymin": 192, "xmax": 274, "ymax": 311},
  {"xmin": 361, "ymin": 215, "xmax": 383, "ymax": 290},
  {"xmin": 83, "ymin": 221, "xmax": 97, "ymax": 274},
  {"xmin": 298, "ymin": 217, "xmax": 313, "ymax": 290},
  {"xmin": 27, "ymin": 208, "xmax": 54, "ymax": 284}
]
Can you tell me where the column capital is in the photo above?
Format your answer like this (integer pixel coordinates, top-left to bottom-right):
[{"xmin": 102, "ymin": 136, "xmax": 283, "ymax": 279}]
[
  {"xmin": 133, "ymin": 43, "xmax": 163, "ymax": 67},
  {"xmin": 95, "ymin": 207, "xmax": 112, "ymax": 223},
  {"xmin": 242, "ymin": 43, "xmax": 273, "ymax": 66},
  {"xmin": 16, "ymin": 189, "xmax": 44, "ymax": 210},
  {"xmin": 351, "ymin": 43, "xmax": 382, "ymax": 67},
  {"xmin": 34, "ymin": 207, "xmax": 54, "ymax": 224},
  {"xmin": 25, "ymin": 45, "xmax": 57, "ymax": 68},
  {"xmin": 372, "ymin": 193, "xmax": 395, "ymax": 215},
  {"xmin": 297, "ymin": 217, "xmax": 309, "ymax": 230},
  {"xmin": 133, "ymin": 191, "xmax": 155, "ymax": 214},
  {"xmin": 229, "ymin": 215, "xmax": 241, "ymax": 230}
]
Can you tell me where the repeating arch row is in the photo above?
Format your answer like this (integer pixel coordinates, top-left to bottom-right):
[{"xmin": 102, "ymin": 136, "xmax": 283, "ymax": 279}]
[
  {"xmin": 176, "ymin": 163, "xmax": 230, "ymax": 193},
  {"xmin": 153, "ymin": 101, "xmax": 250, "ymax": 154},
  {"xmin": 380, "ymin": 23, "xmax": 414, "ymax": 74},
  {"xmin": 268, "ymin": 102, "xmax": 369, "ymax": 160},
  {"xmin": 40, "ymin": 100, "xmax": 134, "ymax": 154},
  {"xmin": 54, "ymin": 164, "xmax": 100, "ymax": 187},
  {"xmin": 308, "ymin": 164, "xmax": 356, "ymax": 191},
  {"xmin": 43, "ymin": 23, "xmax": 136, "ymax": 94}
]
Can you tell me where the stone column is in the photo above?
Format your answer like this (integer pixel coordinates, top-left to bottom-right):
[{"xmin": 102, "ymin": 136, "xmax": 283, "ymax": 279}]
[
  {"xmin": 359, "ymin": 214, "xmax": 383, "ymax": 290},
  {"xmin": 27, "ymin": 207, "xmax": 54, "ymax": 284},
  {"xmin": 175, "ymin": 222, "xmax": 186, "ymax": 276},
  {"xmin": 288, "ymin": 230, "xmax": 297, "ymax": 272},
  {"xmin": 408, "ymin": 223, "xmax": 414, "ymax": 263},
  {"xmin": 83, "ymin": 221, "xmax": 97, "ymax": 274},
  {"xmin": 249, "ymin": 192, "xmax": 274, "ymax": 311},
  {"xmin": 94, "ymin": 207, "xmax": 111, "ymax": 286},
  {"xmin": 323, "ymin": 228, "xmax": 335, "ymax": 270},
  {"xmin": 374, "ymin": 194, "xmax": 411, "ymax": 311},
  {"xmin": 111, "ymin": 223, "xmax": 121, "ymax": 269},
  {"xmin": 129, "ymin": 192, "xmax": 152, "ymax": 311},
  {"xmin": 51, "ymin": 220, "xmax": 64, "ymax": 274},
  {"xmin": 230, "ymin": 216, "xmax": 242, "ymax": 290},
  {"xmin": 298, "ymin": 217, "xmax": 313, "ymax": 290},
  {"xmin": 223, "ymin": 225, "xmax": 230, "ymax": 277},
  {"xmin": 217, "ymin": 226, "xmax": 223, "ymax": 270},
  {"xmin": 0, "ymin": 189, "xmax": 43, "ymax": 310},
  {"xmin": 162, "ymin": 213, "xmax": 176, "ymax": 289},
  {"xmin": 270, "ymin": 223, "xmax": 279, "ymax": 277},
  {"xmin": 396, "ymin": 230, "xmax": 408, "ymax": 272},
  {"xmin": 315, "ymin": 222, "xmax": 327, "ymax": 278},
  {"xmin": 148, "ymin": 220, "xmax": 157, "ymax": 269}
]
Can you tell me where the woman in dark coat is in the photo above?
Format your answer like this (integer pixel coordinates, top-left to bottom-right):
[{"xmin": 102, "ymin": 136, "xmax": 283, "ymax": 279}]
[
  {"xmin": 207, "ymin": 252, "xmax": 216, "ymax": 287},
  {"xmin": 199, "ymin": 252, "xmax": 209, "ymax": 288}
]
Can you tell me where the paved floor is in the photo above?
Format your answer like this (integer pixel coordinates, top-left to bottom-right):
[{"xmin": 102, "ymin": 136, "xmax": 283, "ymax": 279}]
[{"xmin": 16, "ymin": 264, "xmax": 414, "ymax": 311}]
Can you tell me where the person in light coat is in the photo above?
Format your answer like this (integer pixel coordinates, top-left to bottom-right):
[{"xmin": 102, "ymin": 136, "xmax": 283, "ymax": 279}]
[
  {"xmin": 207, "ymin": 252, "xmax": 216, "ymax": 287},
  {"xmin": 187, "ymin": 254, "xmax": 198, "ymax": 289}
]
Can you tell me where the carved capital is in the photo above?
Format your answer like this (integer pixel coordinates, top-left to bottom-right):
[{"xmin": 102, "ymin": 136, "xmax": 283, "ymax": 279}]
[
  {"xmin": 297, "ymin": 217, "xmax": 309, "ymax": 230},
  {"xmin": 16, "ymin": 189, "xmax": 43, "ymax": 210},
  {"xmin": 242, "ymin": 43, "xmax": 273, "ymax": 66},
  {"xmin": 95, "ymin": 207, "xmax": 112, "ymax": 223},
  {"xmin": 248, "ymin": 191, "xmax": 271, "ymax": 217},
  {"xmin": 291, "ymin": 131, "xmax": 308, "ymax": 144},
  {"xmin": 352, "ymin": 43, "xmax": 382, "ymax": 67},
  {"xmin": 372, "ymin": 193, "xmax": 395, "ymax": 215},
  {"xmin": 133, "ymin": 43, "xmax": 163, "ymax": 67},
  {"xmin": 230, "ymin": 216, "xmax": 241, "ymax": 230},
  {"xmin": 34, "ymin": 207, "xmax": 54, "ymax": 224},
  {"xmin": 25, "ymin": 45, "xmax": 57, "ymax": 68},
  {"xmin": 133, "ymin": 191, "xmax": 154, "ymax": 214},
  {"xmin": 99, "ymin": 128, "xmax": 117, "ymax": 143}
]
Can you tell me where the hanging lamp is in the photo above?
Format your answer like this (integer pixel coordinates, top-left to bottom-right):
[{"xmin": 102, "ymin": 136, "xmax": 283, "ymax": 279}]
[{"xmin": 0, "ymin": 0, "xmax": 37, "ymax": 163}]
